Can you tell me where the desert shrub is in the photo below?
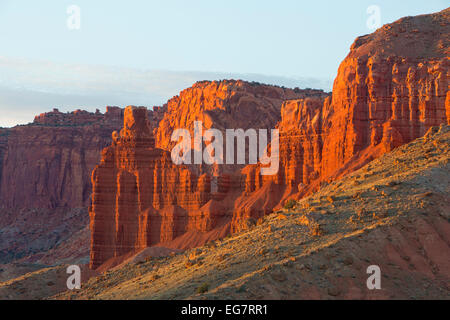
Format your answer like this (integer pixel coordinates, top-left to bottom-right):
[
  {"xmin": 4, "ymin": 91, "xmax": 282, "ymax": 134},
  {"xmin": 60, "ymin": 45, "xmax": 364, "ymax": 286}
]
[
  {"xmin": 197, "ymin": 283, "xmax": 209, "ymax": 294},
  {"xmin": 284, "ymin": 199, "xmax": 296, "ymax": 209},
  {"xmin": 310, "ymin": 223, "xmax": 325, "ymax": 236}
]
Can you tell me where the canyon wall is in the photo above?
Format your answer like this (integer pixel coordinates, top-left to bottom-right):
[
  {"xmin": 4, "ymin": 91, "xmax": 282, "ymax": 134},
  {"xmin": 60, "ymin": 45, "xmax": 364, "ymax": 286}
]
[
  {"xmin": 235, "ymin": 8, "xmax": 450, "ymax": 231},
  {"xmin": 0, "ymin": 106, "xmax": 167, "ymax": 210},
  {"xmin": 89, "ymin": 8, "xmax": 449, "ymax": 268},
  {"xmin": 155, "ymin": 80, "xmax": 322, "ymax": 177},
  {"xmin": 0, "ymin": 107, "xmax": 125, "ymax": 263},
  {"xmin": 0, "ymin": 106, "xmax": 167, "ymax": 264},
  {"xmin": 156, "ymin": 80, "xmax": 322, "ymax": 151},
  {"xmin": 0, "ymin": 107, "xmax": 124, "ymax": 209},
  {"xmin": 89, "ymin": 84, "xmax": 317, "ymax": 268}
]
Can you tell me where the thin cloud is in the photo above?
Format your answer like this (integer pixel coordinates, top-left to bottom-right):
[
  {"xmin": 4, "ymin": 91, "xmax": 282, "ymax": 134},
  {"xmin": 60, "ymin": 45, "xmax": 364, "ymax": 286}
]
[{"xmin": 0, "ymin": 57, "xmax": 333, "ymax": 127}]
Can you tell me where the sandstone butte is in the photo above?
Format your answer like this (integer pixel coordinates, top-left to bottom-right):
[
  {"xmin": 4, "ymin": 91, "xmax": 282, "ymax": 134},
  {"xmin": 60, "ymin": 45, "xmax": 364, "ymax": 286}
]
[{"xmin": 89, "ymin": 8, "xmax": 449, "ymax": 269}]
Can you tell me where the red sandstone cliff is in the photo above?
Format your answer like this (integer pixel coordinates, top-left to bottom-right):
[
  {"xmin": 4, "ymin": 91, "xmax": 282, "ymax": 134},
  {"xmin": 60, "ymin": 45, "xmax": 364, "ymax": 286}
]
[
  {"xmin": 0, "ymin": 106, "xmax": 168, "ymax": 264},
  {"xmin": 0, "ymin": 108, "xmax": 127, "ymax": 263},
  {"xmin": 89, "ymin": 85, "xmax": 314, "ymax": 267},
  {"xmin": 155, "ymin": 80, "xmax": 322, "ymax": 178},
  {"xmin": 89, "ymin": 83, "xmax": 327, "ymax": 268},
  {"xmin": 89, "ymin": 9, "xmax": 449, "ymax": 269},
  {"xmin": 156, "ymin": 80, "xmax": 322, "ymax": 151},
  {"xmin": 90, "ymin": 107, "xmax": 203, "ymax": 267},
  {"xmin": 234, "ymin": 8, "xmax": 450, "ymax": 232},
  {"xmin": 0, "ymin": 108, "xmax": 124, "ymax": 209},
  {"xmin": 0, "ymin": 106, "xmax": 166, "ymax": 210}
]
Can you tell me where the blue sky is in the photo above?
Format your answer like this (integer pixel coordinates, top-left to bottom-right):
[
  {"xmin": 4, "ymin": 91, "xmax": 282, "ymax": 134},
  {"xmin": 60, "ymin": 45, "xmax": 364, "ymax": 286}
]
[{"xmin": 0, "ymin": 0, "xmax": 448, "ymax": 127}]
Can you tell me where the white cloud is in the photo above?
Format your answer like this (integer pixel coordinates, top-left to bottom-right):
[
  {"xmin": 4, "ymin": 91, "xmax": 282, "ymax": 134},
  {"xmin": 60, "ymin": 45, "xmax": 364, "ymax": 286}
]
[{"xmin": 0, "ymin": 57, "xmax": 332, "ymax": 127}]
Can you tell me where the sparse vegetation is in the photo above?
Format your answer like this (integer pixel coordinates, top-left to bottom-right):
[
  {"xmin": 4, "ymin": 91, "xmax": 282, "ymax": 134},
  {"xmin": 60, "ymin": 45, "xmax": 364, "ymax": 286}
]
[
  {"xmin": 284, "ymin": 199, "xmax": 296, "ymax": 209},
  {"xmin": 196, "ymin": 283, "xmax": 209, "ymax": 294},
  {"xmin": 47, "ymin": 125, "xmax": 450, "ymax": 301}
]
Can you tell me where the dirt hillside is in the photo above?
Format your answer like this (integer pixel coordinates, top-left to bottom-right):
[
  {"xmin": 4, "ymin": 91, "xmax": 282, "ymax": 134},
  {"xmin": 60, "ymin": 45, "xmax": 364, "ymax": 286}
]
[{"xmin": 51, "ymin": 124, "xmax": 449, "ymax": 300}]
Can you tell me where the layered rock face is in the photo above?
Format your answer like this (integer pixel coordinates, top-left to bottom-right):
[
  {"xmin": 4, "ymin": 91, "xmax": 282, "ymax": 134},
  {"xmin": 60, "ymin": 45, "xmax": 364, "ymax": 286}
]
[
  {"xmin": 0, "ymin": 106, "xmax": 166, "ymax": 264},
  {"xmin": 89, "ymin": 83, "xmax": 324, "ymax": 268},
  {"xmin": 0, "ymin": 107, "xmax": 124, "ymax": 209},
  {"xmin": 0, "ymin": 108, "xmax": 125, "ymax": 263},
  {"xmin": 156, "ymin": 80, "xmax": 321, "ymax": 151},
  {"xmin": 90, "ymin": 9, "xmax": 449, "ymax": 268},
  {"xmin": 155, "ymin": 80, "xmax": 322, "ymax": 181},
  {"xmin": 318, "ymin": 9, "xmax": 450, "ymax": 179},
  {"xmin": 0, "ymin": 106, "xmax": 166, "ymax": 210},
  {"xmin": 237, "ymin": 9, "xmax": 450, "ymax": 231},
  {"xmin": 0, "ymin": 107, "xmax": 126, "ymax": 263},
  {"xmin": 90, "ymin": 107, "xmax": 224, "ymax": 268}
]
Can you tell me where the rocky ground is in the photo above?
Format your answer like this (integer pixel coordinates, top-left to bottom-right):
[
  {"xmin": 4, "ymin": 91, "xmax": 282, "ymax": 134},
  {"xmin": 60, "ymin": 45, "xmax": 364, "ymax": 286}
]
[
  {"xmin": 0, "ymin": 208, "xmax": 89, "ymax": 266},
  {"xmin": 0, "ymin": 264, "xmax": 98, "ymax": 300},
  {"xmin": 1, "ymin": 125, "xmax": 448, "ymax": 300},
  {"xmin": 1, "ymin": 9, "xmax": 448, "ymax": 293},
  {"xmin": 45, "ymin": 124, "xmax": 449, "ymax": 300}
]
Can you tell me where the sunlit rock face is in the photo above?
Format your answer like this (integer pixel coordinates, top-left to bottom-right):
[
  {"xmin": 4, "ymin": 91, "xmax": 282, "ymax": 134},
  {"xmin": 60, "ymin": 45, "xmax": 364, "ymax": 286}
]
[
  {"xmin": 89, "ymin": 9, "xmax": 449, "ymax": 268},
  {"xmin": 240, "ymin": 8, "xmax": 450, "ymax": 229}
]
